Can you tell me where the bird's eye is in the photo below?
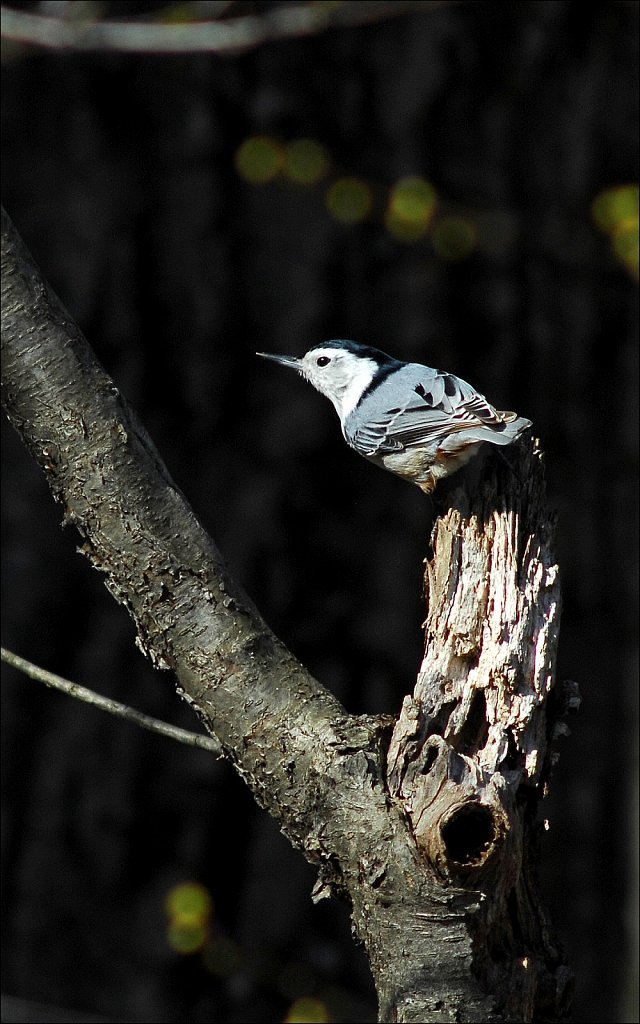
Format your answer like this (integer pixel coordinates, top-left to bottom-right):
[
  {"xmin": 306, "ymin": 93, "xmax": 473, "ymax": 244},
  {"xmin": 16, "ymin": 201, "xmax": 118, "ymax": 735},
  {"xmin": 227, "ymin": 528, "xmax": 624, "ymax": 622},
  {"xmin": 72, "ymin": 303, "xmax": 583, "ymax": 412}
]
[{"xmin": 316, "ymin": 356, "xmax": 331, "ymax": 367}]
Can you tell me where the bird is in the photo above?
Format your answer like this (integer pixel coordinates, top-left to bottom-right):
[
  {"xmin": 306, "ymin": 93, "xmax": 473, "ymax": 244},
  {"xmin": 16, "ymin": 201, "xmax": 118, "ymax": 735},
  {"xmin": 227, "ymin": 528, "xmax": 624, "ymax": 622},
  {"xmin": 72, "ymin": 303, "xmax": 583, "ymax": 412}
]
[{"xmin": 257, "ymin": 340, "xmax": 531, "ymax": 494}]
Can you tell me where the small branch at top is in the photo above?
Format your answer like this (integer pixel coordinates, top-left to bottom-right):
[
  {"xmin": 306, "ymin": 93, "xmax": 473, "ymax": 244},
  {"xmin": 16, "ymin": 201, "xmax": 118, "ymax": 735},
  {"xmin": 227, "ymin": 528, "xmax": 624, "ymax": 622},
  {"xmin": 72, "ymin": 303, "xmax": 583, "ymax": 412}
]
[{"xmin": 1, "ymin": 2, "xmax": 439, "ymax": 55}]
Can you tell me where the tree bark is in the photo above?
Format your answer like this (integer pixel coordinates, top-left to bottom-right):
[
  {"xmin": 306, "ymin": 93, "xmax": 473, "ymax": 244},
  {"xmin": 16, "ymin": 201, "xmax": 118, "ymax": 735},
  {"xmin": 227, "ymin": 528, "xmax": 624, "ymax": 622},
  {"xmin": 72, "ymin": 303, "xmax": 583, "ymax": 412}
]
[{"xmin": 1, "ymin": 206, "xmax": 572, "ymax": 1022}]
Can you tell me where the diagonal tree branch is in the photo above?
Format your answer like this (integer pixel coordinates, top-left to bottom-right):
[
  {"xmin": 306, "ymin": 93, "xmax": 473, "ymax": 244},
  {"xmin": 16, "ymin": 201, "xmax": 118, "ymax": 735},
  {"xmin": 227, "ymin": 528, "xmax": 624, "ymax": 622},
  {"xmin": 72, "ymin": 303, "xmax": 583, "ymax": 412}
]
[
  {"xmin": 1, "ymin": 647, "xmax": 223, "ymax": 755},
  {"xmin": 1, "ymin": 205, "xmax": 571, "ymax": 1022}
]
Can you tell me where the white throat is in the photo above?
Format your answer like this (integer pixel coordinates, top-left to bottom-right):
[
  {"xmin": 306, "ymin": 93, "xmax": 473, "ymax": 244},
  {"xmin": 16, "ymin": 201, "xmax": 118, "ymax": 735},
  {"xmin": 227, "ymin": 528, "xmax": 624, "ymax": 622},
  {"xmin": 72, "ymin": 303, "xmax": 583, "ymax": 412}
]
[{"xmin": 303, "ymin": 355, "xmax": 376, "ymax": 423}]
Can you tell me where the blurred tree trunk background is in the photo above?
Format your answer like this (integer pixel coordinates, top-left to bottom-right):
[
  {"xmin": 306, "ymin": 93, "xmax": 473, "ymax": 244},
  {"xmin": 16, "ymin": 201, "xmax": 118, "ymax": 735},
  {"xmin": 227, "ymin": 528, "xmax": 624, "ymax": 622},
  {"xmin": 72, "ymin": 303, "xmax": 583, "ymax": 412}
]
[{"xmin": 1, "ymin": 2, "xmax": 638, "ymax": 1022}]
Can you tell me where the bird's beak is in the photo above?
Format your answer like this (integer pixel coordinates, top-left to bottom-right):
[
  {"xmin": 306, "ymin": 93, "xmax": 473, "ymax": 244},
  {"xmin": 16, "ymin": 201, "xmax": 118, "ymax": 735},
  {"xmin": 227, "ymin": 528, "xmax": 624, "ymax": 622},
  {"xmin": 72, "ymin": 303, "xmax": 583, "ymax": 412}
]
[{"xmin": 256, "ymin": 352, "xmax": 301, "ymax": 370}]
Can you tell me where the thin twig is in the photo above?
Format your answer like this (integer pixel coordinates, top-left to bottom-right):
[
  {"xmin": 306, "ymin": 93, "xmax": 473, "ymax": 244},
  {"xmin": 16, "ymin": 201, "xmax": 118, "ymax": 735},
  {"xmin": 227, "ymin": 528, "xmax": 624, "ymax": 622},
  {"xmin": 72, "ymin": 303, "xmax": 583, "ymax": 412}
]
[
  {"xmin": 1, "ymin": 2, "xmax": 438, "ymax": 54},
  {"xmin": 1, "ymin": 647, "xmax": 222, "ymax": 756}
]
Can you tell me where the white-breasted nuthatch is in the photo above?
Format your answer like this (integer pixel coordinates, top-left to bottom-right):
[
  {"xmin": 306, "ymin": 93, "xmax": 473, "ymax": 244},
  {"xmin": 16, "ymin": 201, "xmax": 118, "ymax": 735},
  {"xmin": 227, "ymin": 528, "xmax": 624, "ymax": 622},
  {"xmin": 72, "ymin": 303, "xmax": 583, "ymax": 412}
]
[{"xmin": 257, "ymin": 340, "xmax": 532, "ymax": 494}]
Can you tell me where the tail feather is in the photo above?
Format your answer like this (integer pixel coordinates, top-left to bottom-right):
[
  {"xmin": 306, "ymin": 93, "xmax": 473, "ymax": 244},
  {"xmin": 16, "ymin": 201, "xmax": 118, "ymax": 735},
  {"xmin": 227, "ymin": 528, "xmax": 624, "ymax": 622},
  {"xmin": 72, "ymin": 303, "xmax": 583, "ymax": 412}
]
[{"xmin": 440, "ymin": 415, "xmax": 531, "ymax": 451}]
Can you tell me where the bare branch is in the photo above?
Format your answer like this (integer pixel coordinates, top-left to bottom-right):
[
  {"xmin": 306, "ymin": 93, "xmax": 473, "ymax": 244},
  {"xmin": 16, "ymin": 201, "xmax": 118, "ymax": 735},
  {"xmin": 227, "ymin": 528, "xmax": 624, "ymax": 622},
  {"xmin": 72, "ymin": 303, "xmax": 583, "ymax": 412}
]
[
  {"xmin": 1, "ymin": 647, "xmax": 223, "ymax": 755},
  {"xmin": 1, "ymin": 2, "xmax": 440, "ymax": 54}
]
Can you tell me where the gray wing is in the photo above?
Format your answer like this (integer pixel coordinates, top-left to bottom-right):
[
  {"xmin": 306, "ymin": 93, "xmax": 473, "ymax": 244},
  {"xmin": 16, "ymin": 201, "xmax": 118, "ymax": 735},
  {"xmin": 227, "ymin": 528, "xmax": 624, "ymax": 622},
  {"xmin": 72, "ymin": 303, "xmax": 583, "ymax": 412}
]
[{"xmin": 346, "ymin": 365, "xmax": 527, "ymax": 457}]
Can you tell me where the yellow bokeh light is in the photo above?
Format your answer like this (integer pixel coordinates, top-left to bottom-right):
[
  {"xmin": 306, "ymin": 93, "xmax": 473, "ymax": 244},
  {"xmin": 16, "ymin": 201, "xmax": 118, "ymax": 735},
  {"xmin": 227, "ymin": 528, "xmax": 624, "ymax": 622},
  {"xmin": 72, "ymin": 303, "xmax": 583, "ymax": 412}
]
[
  {"xmin": 284, "ymin": 139, "xmax": 330, "ymax": 185},
  {"xmin": 165, "ymin": 882, "xmax": 212, "ymax": 955},
  {"xmin": 591, "ymin": 184, "xmax": 639, "ymax": 234},
  {"xmin": 388, "ymin": 176, "xmax": 436, "ymax": 222},
  {"xmin": 612, "ymin": 223, "xmax": 639, "ymax": 280},
  {"xmin": 284, "ymin": 996, "xmax": 331, "ymax": 1024},
  {"xmin": 234, "ymin": 135, "xmax": 284, "ymax": 184},
  {"xmin": 592, "ymin": 184, "xmax": 639, "ymax": 280},
  {"xmin": 167, "ymin": 920, "xmax": 209, "ymax": 955},
  {"xmin": 384, "ymin": 209, "xmax": 428, "ymax": 242},
  {"xmin": 166, "ymin": 881, "xmax": 212, "ymax": 922},
  {"xmin": 385, "ymin": 176, "xmax": 437, "ymax": 242},
  {"xmin": 431, "ymin": 216, "xmax": 477, "ymax": 261},
  {"xmin": 325, "ymin": 177, "xmax": 373, "ymax": 223}
]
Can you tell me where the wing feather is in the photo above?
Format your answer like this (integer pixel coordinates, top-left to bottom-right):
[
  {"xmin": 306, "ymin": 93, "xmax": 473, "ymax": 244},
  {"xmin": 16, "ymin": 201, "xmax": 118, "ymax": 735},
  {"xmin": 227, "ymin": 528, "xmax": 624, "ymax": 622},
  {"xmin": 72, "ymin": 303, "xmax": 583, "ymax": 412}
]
[{"xmin": 347, "ymin": 371, "xmax": 514, "ymax": 457}]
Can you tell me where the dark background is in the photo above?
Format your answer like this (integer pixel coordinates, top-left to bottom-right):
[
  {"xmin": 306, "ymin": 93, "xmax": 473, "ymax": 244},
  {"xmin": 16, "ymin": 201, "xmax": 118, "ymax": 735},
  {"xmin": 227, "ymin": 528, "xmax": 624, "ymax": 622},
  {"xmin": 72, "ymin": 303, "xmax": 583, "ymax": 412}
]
[{"xmin": 1, "ymin": 2, "xmax": 638, "ymax": 1022}]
